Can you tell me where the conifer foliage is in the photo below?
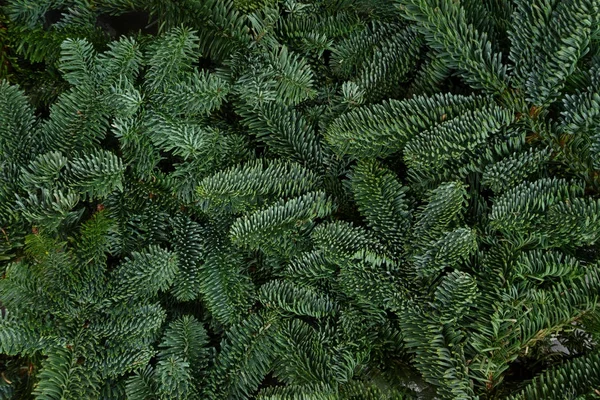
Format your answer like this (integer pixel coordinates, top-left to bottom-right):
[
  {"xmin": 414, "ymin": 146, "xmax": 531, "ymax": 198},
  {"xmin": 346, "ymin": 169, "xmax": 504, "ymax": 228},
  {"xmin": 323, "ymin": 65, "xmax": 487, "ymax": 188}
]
[{"xmin": 1, "ymin": 0, "xmax": 600, "ymax": 399}]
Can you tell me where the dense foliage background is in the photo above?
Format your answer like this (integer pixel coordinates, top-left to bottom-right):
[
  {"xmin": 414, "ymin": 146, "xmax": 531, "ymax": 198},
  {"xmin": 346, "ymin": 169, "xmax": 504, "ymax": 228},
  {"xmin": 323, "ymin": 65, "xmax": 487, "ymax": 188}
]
[{"xmin": 1, "ymin": 0, "xmax": 600, "ymax": 399}]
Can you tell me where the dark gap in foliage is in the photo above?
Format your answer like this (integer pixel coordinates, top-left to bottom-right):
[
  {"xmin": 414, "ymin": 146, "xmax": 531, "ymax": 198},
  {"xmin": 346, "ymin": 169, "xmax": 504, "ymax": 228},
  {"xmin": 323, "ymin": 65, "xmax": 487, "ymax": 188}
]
[
  {"xmin": 96, "ymin": 11, "xmax": 157, "ymax": 39},
  {"xmin": 43, "ymin": 9, "xmax": 65, "ymax": 29},
  {"xmin": 157, "ymin": 152, "xmax": 178, "ymax": 174},
  {"xmin": 15, "ymin": 66, "xmax": 67, "ymax": 114},
  {"xmin": 575, "ymin": 245, "xmax": 600, "ymax": 263},
  {"xmin": 99, "ymin": 129, "xmax": 122, "ymax": 156},
  {"xmin": 322, "ymin": 48, "xmax": 332, "ymax": 66},
  {"xmin": 504, "ymin": 357, "xmax": 548, "ymax": 385},
  {"xmin": 195, "ymin": 56, "xmax": 215, "ymax": 70},
  {"xmin": 105, "ymin": 252, "xmax": 121, "ymax": 273},
  {"xmin": 257, "ymin": 372, "xmax": 283, "ymax": 392}
]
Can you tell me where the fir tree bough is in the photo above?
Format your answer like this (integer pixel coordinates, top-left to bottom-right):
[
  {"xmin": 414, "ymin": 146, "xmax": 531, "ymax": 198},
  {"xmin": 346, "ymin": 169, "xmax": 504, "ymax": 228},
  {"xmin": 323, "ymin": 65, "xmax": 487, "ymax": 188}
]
[{"xmin": 1, "ymin": 0, "xmax": 600, "ymax": 399}]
